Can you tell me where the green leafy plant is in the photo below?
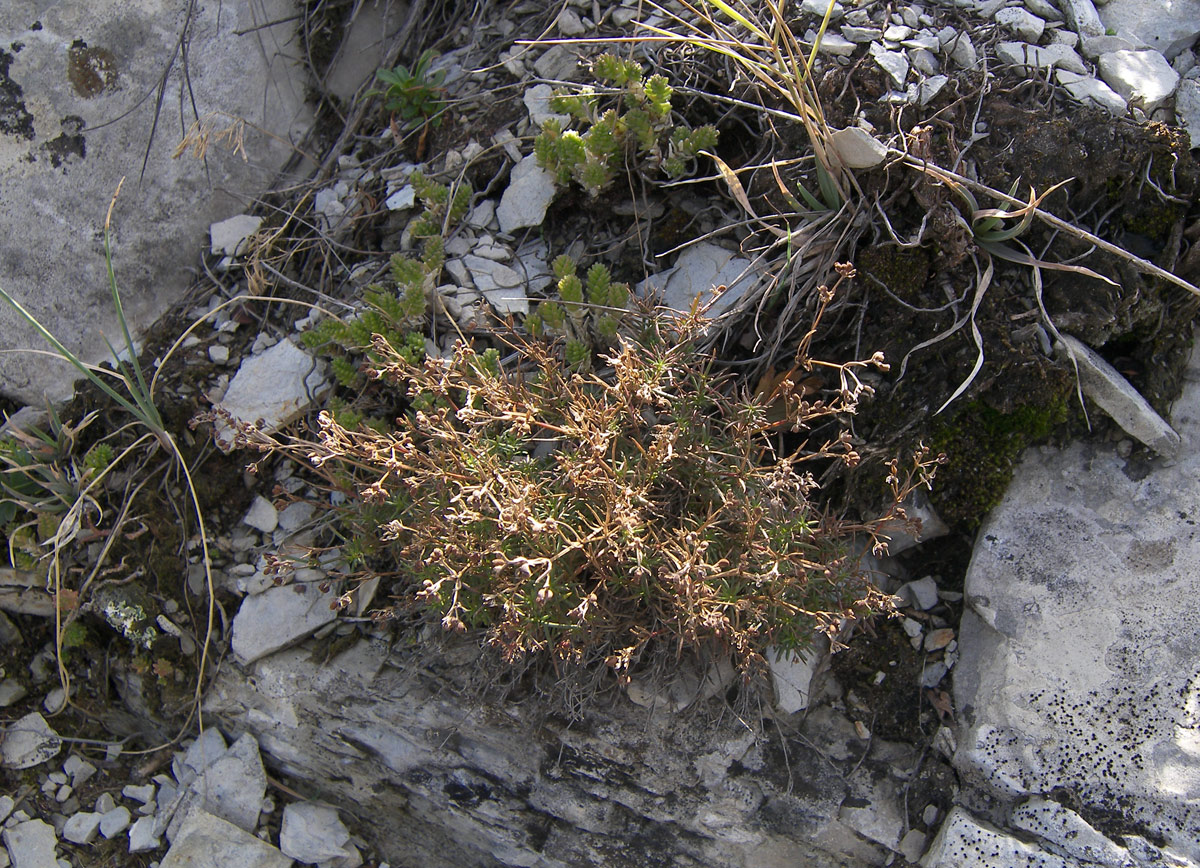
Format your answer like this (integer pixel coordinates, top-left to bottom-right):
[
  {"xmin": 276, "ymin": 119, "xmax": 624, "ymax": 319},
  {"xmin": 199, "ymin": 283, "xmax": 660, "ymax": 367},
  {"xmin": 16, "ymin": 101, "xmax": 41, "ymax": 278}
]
[
  {"xmin": 301, "ymin": 168, "xmax": 471, "ymax": 417},
  {"xmin": 525, "ymin": 255, "xmax": 631, "ymax": 371},
  {"xmin": 534, "ymin": 54, "xmax": 718, "ymax": 196},
  {"xmin": 369, "ymin": 50, "xmax": 447, "ymax": 128},
  {"xmin": 0, "ymin": 410, "xmax": 115, "ymax": 568},
  {"xmin": 287, "ymin": 277, "xmax": 942, "ymax": 679},
  {"xmin": 405, "ymin": 169, "xmax": 471, "ymax": 239}
]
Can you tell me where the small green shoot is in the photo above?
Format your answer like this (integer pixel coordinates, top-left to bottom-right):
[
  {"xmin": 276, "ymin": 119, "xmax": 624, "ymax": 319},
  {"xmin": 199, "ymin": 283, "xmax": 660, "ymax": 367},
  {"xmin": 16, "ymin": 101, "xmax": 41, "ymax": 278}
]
[{"xmin": 369, "ymin": 50, "xmax": 448, "ymax": 128}]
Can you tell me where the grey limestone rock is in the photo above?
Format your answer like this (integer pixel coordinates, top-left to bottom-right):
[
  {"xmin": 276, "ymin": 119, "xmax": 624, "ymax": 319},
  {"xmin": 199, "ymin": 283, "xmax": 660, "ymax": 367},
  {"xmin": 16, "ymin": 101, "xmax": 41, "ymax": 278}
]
[
  {"xmin": 951, "ymin": 343, "xmax": 1200, "ymax": 865},
  {"xmin": 205, "ymin": 637, "xmax": 919, "ymax": 868},
  {"xmin": 0, "ymin": 0, "xmax": 311, "ymax": 405}
]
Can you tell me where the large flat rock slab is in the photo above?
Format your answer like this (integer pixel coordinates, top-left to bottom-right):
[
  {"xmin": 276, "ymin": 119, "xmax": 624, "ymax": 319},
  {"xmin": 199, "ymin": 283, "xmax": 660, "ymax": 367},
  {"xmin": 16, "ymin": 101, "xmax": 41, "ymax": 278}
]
[
  {"xmin": 0, "ymin": 1, "xmax": 311, "ymax": 404},
  {"xmin": 205, "ymin": 639, "xmax": 920, "ymax": 868},
  {"xmin": 952, "ymin": 349, "xmax": 1200, "ymax": 865}
]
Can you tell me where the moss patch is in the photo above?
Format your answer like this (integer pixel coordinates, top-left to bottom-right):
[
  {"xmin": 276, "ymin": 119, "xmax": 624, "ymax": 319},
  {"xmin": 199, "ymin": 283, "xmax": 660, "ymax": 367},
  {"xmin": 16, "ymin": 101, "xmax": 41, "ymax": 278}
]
[{"xmin": 928, "ymin": 397, "xmax": 1069, "ymax": 531}]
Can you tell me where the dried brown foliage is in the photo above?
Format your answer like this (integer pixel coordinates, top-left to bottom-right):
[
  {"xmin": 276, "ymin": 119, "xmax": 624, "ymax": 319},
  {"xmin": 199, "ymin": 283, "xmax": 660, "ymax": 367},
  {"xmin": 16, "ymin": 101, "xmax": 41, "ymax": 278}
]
[{"xmin": 294, "ymin": 283, "xmax": 942, "ymax": 677}]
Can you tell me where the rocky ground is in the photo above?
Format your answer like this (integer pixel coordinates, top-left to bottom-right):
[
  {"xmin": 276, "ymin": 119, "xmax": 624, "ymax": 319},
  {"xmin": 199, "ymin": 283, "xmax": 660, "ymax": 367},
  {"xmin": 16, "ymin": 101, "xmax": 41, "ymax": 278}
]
[{"xmin": 2, "ymin": 0, "xmax": 1200, "ymax": 866}]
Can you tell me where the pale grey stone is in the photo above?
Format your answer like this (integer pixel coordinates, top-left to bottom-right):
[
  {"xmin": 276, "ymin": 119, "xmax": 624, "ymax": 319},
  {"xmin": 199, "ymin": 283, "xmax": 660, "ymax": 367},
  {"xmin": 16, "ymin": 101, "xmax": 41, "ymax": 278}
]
[
  {"xmin": 280, "ymin": 802, "xmax": 354, "ymax": 864},
  {"xmin": 322, "ymin": 0, "xmax": 410, "ymax": 102},
  {"xmin": 897, "ymin": 576, "xmax": 939, "ymax": 610},
  {"xmin": 1, "ymin": 820, "xmax": 57, "ymax": 868},
  {"xmin": 883, "ymin": 24, "xmax": 913, "ymax": 42},
  {"xmin": 555, "ymin": 8, "xmax": 586, "ymax": 35},
  {"xmin": 1080, "ymin": 33, "xmax": 1144, "ymax": 58},
  {"xmin": 214, "ymin": 339, "xmax": 328, "ymax": 449},
  {"xmin": 61, "ymin": 812, "xmax": 102, "ymax": 846},
  {"xmin": 497, "ymin": 155, "xmax": 557, "ymax": 234},
  {"xmin": 276, "ymin": 502, "xmax": 317, "ymax": 534},
  {"xmin": 996, "ymin": 41, "xmax": 1087, "ymax": 73},
  {"xmin": 638, "ymin": 242, "xmax": 761, "ymax": 318},
  {"xmin": 1059, "ymin": 0, "xmax": 1105, "ymax": 36},
  {"xmin": 828, "ymin": 127, "xmax": 888, "ymax": 169},
  {"xmin": 1098, "ymin": 0, "xmax": 1200, "ymax": 59},
  {"xmin": 919, "ymin": 75, "xmax": 950, "ymax": 104},
  {"xmin": 1054, "ymin": 69, "xmax": 1129, "ymax": 113},
  {"xmin": 242, "ymin": 496, "xmax": 279, "ymax": 534},
  {"xmin": 522, "ymin": 84, "xmax": 569, "ymax": 129},
  {"xmin": 1010, "ymin": 798, "xmax": 1135, "ymax": 865},
  {"xmin": 462, "ymin": 254, "xmax": 522, "ymax": 288},
  {"xmin": 532, "ymin": 46, "xmax": 579, "ymax": 81},
  {"xmin": 922, "ymin": 808, "xmax": 1076, "ymax": 867},
  {"xmin": 1046, "ymin": 27, "xmax": 1080, "ymax": 47},
  {"xmin": 180, "ymin": 727, "xmax": 228, "ymax": 782},
  {"xmin": 801, "ymin": 0, "xmax": 844, "ymax": 17},
  {"xmin": 840, "ymin": 25, "xmax": 880, "ymax": 42},
  {"xmin": 127, "ymin": 815, "xmax": 160, "ymax": 853},
  {"xmin": 1, "ymin": 713, "xmax": 61, "ymax": 769},
  {"xmin": 467, "ymin": 200, "xmax": 496, "ymax": 229},
  {"xmin": 944, "ymin": 31, "xmax": 978, "ymax": 69},
  {"xmin": 1056, "ymin": 335, "xmax": 1179, "ymax": 453},
  {"xmin": 995, "ymin": 7, "xmax": 1046, "ymax": 41},
  {"xmin": 231, "ymin": 582, "xmax": 339, "ymax": 665},
  {"xmin": 205, "ymin": 640, "xmax": 888, "ymax": 868},
  {"xmin": 209, "ymin": 215, "xmax": 263, "ymax": 258},
  {"xmin": 767, "ymin": 644, "xmax": 823, "ymax": 714},
  {"xmin": 169, "ymin": 734, "xmax": 267, "ymax": 840},
  {"xmin": 122, "ymin": 784, "xmax": 156, "ymax": 806},
  {"xmin": 870, "ymin": 43, "xmax": 910, "ymax": 85},
  {"xmin": 814, "ymin": 32, "xmax": 856, "ymax": 56},
  {"xmin": 899, "ymin": 829, "xmax": 927, "ymax": 862},
  {"xmin": 93, "ymin": 793, "xmax": 116, "ymax": 815},
  {"xmin": 159, "ymin": 810, "xmax": 291, "ymax": 868},
  {"xmin": 1025, "ymin": 0, "xmax": 1064, "ymax": 22},
  {"xmin": 207, "ymin": 344, "xmax": 230, "ymax": 365},
  {"xmin": 839, "ymin": 772, "xmax": 905, "ymax": 851},
  {"xmin": 481, "ymin": 288, "xmax": 530, "ymax": 317},
  {"xmin": 384, "ymin": 185, "xmax": 415, "ymax": 211},
  {"xmin": 1177, "ymin": 77, "xmax": 1200, "ymax": 146},
  {"xmin": 902, "ymin": 34, "xmax": 943, "ymax": 51},
  {"xmin": 910, "ymin": 48, "xmax": 941, "ymax": 76},
  {"xmin": 919, "ymin": 661, "xmax": 947, "ymax": 687},
  {"xmin": 62, "ymin": 756, "xmax": 97, "ymax": 788},
  {"xmin": 1098, "ymin": 49, "xmax": 1181, "ymax": 111},
  {"xmin": 0, "ymin": 680, "xmax": 27, "ymax": 708},
  {"xmin": 99, "ymin": 806, "xmax": 131, "ymax": 838}
]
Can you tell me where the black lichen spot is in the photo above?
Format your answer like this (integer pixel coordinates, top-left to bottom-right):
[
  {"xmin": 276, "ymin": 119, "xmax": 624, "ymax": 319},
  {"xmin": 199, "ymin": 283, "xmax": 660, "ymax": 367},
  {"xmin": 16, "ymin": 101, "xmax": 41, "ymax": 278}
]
[
  {"xmin": 0, "ymin": 47, "xmax": 36, "ymax": 140},
  {"xmin": 443, "ymin": 779, "xmax": 491, "ymax": 808},
  {"xmin": 67, "ymin": 40, "xmax": 118, "ymax": 98},
  {"xmin": 40, "ymin": 115, "xmax": 86, "ymax": 168}
]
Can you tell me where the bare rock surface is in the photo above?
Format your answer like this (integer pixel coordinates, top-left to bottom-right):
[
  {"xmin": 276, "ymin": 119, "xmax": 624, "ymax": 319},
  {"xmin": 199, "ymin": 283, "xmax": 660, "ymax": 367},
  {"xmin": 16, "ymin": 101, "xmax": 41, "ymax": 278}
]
[
  {"xmin": 0, "ymin": 0, "xmax": 312, "ymax": 405},
  {"xmin": 0, "ymin": 712, "xmax": 61, "ymax": 770},
  {"xmin": 1, "ymin": 819, "xmax": 58, "ymax": 868},
  {"xmin": 949, "ymin": 344, "xmax": 1200, "ymax": 865},
  {"xmin": 206, "ymin": 639, "xmax": 925, "ymax": 868},
  {"xmin": 1098, "ymin": 0, "xmax": 1200, "ymax": 59},
  {"xmin": 158, "ymin": 809, "xmax": 292, "ymax": 868},
  {"xmin": 214, "ymin": 339, "xmax": 329, "ymax": 449}
]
